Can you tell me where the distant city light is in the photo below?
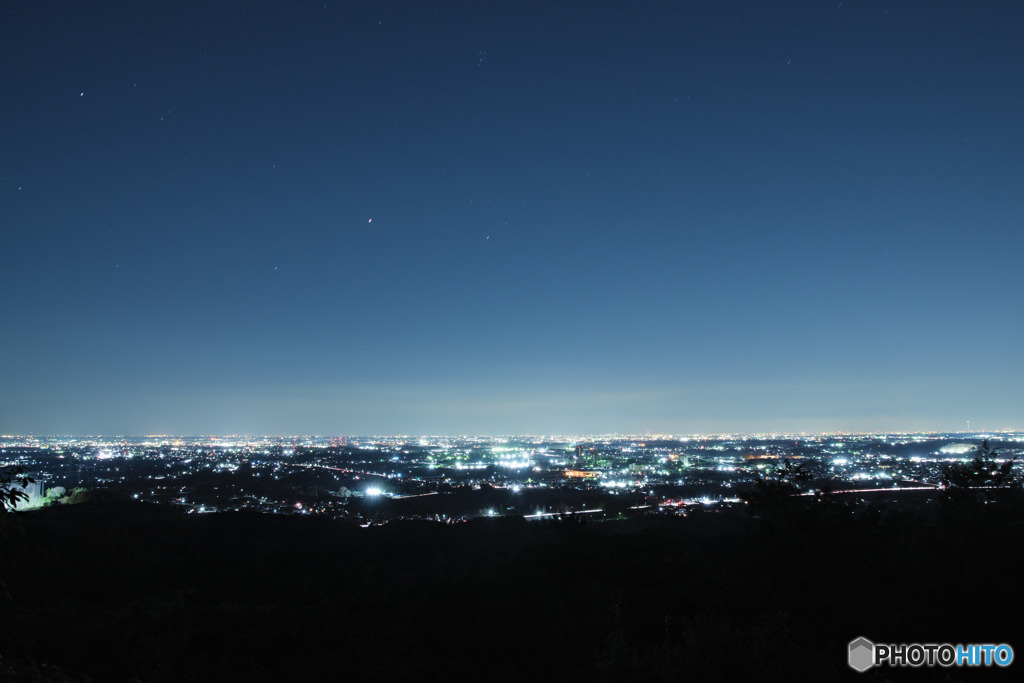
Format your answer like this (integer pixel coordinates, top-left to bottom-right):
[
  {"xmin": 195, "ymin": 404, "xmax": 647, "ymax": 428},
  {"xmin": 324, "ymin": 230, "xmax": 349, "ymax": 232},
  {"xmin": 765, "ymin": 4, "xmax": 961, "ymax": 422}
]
[{"xmin": 2, "ymin": 430, "xmax": 1016, "ymax": 520}]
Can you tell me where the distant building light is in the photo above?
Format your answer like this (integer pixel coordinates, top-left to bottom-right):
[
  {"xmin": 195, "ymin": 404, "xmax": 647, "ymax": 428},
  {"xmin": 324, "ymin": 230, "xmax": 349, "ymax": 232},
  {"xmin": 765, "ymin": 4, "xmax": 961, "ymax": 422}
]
[{"xmin": 564, "ymin": 470, "xmax": 598, "ymax": 478}]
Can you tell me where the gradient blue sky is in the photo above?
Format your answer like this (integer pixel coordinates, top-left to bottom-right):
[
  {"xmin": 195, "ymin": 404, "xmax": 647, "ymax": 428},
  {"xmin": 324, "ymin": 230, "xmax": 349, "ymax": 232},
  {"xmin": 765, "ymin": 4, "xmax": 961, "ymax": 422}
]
[{"xmin": 3, "ymin": 0, "xmax": 1022, "ymax": 435}]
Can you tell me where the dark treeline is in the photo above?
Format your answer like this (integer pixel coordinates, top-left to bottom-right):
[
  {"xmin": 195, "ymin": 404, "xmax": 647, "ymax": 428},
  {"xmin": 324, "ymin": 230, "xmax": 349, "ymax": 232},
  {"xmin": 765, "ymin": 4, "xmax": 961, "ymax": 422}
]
[{"xmin": 1, "ymin": 488, "xmax": 1022, "ymax": 682}]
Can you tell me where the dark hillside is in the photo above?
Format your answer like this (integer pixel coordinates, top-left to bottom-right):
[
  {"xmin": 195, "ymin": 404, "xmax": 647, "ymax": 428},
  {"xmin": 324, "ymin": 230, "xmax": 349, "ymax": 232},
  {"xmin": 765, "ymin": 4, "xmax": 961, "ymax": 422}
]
[{"xmin": 2, "ymin": 497, "xmax": 1022, "ymax": 682}]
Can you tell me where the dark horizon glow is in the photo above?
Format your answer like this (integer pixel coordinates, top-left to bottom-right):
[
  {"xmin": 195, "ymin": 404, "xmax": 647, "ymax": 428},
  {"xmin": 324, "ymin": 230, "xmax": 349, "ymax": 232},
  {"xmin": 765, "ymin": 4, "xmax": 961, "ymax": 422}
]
[{"xmin": 3, "ymin": 1, "xmax": 1023, "ymax": 436}]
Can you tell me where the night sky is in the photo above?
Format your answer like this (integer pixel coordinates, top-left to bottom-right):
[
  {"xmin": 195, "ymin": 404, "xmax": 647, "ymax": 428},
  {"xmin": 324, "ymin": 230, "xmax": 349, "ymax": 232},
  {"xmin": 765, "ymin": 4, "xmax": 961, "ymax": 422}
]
[{"xmin": 3, "ymin": 1, "xmax": 1022, "ymax": 436}]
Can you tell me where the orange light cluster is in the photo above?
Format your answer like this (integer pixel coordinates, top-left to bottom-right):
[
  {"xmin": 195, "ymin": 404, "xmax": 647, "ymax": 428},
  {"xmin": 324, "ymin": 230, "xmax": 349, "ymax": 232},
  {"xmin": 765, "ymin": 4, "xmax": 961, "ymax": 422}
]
[{"xmin": 564, "ymin": 470, "xmax": 598, "ymax": 478}]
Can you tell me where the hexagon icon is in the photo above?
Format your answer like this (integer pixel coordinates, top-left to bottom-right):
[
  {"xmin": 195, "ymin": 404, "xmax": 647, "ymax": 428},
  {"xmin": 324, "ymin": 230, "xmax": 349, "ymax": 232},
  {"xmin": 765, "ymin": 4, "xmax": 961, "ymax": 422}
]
[{"xmin": 848, "ymin": 637, "xmax": 875, "ymax": 672}]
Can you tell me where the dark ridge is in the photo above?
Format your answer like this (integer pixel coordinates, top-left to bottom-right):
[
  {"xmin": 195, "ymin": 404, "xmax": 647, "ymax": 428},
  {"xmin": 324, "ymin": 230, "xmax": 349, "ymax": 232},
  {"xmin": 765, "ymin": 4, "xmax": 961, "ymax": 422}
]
[{"xmin": 2, "ymin": 496, "xmax": 1022, "ymax": 682}]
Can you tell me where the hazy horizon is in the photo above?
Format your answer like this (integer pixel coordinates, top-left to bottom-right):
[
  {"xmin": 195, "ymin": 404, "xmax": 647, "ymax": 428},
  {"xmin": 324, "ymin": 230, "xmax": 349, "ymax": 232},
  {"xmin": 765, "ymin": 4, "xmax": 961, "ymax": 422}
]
[{"xmin": 4, "ymin": 424, "xmax": 1018, "ymax": 441}]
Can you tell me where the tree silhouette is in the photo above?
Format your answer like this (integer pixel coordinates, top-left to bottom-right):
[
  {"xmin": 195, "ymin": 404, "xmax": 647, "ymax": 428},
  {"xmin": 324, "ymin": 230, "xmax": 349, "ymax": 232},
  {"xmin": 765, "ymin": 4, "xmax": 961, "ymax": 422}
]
[
  {"xmin": 739, "ymin": 459, "xmax": 816, "ymax": 518},
  {"xmin": 940, "ymin": 440, "xmax": 1020, "ymax": 514},
  {"xmin": 1, "ymin": 465, "xmax": 33, "ymax": 514},
  {"xmin": 942, "ymin": 440, "xmax": 1018, "ymax": 491},
  {"xmin": 1, "ymin": 465, "xmax": 33, "ymax": 600}
]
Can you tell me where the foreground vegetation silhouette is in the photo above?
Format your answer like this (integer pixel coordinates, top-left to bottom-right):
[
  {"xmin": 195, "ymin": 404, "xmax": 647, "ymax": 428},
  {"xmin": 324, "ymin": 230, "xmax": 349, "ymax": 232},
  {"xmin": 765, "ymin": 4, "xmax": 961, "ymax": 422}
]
[{"xmin": 2, "ymin": 450, "xmax": 1022, "ymax": 682}]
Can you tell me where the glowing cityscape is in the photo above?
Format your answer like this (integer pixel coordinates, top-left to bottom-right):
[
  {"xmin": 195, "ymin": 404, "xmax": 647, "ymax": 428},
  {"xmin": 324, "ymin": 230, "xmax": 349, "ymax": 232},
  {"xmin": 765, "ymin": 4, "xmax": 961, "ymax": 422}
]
[{"xmin": 6, "ymin": 431, "xmax": 1021, "ymax": 521}]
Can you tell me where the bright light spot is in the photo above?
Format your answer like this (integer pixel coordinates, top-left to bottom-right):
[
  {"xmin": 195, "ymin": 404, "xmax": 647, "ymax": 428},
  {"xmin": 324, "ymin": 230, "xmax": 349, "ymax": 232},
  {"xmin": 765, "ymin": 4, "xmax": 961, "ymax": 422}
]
[{"xmin": 365, "ymin": 486, "xmax": 383, "ymax": 496}]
